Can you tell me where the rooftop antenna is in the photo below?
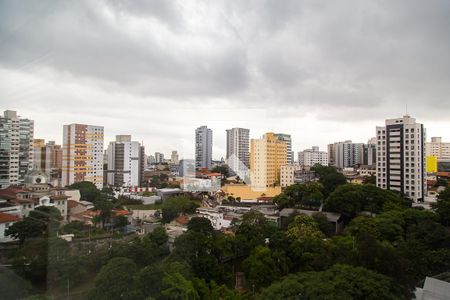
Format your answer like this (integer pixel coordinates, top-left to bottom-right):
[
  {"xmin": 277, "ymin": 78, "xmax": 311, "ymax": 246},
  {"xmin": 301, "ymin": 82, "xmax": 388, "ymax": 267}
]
[{"xmin": 405, "ymin": 104, "xmax": 409, "ymax": 117}]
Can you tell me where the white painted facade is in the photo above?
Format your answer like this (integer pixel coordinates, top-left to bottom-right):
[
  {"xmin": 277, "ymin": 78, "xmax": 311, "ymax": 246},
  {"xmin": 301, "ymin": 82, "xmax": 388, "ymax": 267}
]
[
  {"xmin": 298, "ymin": 146, "xmax": 328, "ymax": 167},
  {"xmin": 426, "ymin": 137, "xmax": 450, "ymax": 159},
  {"xmin": 376, "ymin": 115, "xmax": 426, "ymax": 202}
]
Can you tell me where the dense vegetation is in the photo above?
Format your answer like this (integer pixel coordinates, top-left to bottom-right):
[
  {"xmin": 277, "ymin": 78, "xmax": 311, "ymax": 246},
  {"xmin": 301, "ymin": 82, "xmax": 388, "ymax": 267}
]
[{"xmin": 6, "ymin": 169, "xmax": 450, "ymax": 299}]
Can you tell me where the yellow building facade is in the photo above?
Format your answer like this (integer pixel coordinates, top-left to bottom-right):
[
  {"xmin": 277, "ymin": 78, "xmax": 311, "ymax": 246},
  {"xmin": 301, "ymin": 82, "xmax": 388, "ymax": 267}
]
[
  {"xmin": 250, "ymin": 132, "xmax": 287, "ymax": 190},
  {"xmin": 426, "ymin": 156, "xmax": 437, "ymax": 173}
]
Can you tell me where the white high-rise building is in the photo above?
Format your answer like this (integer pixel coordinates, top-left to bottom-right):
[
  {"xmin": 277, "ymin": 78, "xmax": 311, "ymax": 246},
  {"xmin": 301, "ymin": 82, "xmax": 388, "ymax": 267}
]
[
  {"xmin": 0, "ymin": 110, "xmax": 34, "ymax": 188},
  {"xmin": 195, "ymin": 126, "xmax": 212, "ymax": 169},
  {"xmin": 275, "ymin": 133, "xmax": 294, "ymax": 164},
  {"xmin": 298, "ymin": 146, "xmax": 328, "ymax": 167},
  {"xmin": 226, "ymin": 128, "xmax": 250, "ymax": 172},
  {"xmin": 426, "ymin": 137, "xmax": 450, "ymax": 160},
  {"xmin": 106, "ymin": 135, "xmax": 144, "ymax": 187},
  {"xmin": 62, "ymin": 124, "xmax": 104, "ymax": 189},
  {"xmin": 376, "ymin": 115, "xmax": 426, "ymax": 202},
  {"xmin": 329, "ymin": 140, "xmax": 364, "ymax": 169},
  {"xmin": 155, "ymin": 152, "xmax": 164, "ymax": 164},
  {"xmin": 171, "ymin": 151, "xmax": 179, "ymax": 164}
]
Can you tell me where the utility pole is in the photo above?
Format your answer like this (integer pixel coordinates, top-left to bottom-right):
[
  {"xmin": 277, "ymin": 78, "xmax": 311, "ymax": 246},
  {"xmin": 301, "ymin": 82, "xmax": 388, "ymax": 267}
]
[{"xmin": 67, "ymin": 279, "xmax": 70, "ymax": 299}]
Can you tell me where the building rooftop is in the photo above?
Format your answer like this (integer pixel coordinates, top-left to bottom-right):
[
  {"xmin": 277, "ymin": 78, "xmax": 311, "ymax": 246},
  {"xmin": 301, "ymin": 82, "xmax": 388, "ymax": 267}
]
[{"xmin": 0, "ymin": 212, "xmax": 20, "ymax": 224}]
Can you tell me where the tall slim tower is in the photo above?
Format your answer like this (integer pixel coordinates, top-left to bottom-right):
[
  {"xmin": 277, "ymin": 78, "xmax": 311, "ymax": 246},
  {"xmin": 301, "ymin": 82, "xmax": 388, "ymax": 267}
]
[
  {"xmin": 226, "ymin": 128, "xmax": 250, "ymax": 172},
  {"xmin": 0, "ymin": 110, "xmax": 34, "ymax": 188},
  {"xmin": 62, "ymin": 124, "xmax": 104, "ymax": 189},
  {"xmin": 275, "ymin": 133, "xmax": 293, "ymax": 164},
  {"xmin": 376, "ymin": 115, "xmax": 426, "ymax": 202},
  {"xmin": 106, "ymin": 135, "xmax": 144, "ymax": 187},
  {"xmin": 250, "ymin": 133, "xmax": 287, "ymax": 189},
  {"xmin": 195, "ymin": 126, "xmax": 213, "ymax": 169}
]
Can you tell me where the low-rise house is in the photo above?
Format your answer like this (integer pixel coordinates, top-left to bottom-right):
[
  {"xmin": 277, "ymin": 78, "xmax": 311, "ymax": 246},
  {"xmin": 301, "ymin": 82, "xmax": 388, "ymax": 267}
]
[
  {"xmin": 70, "ymin": 210, "xmax": 100, "ymax": 226},
  {"xmin": 0, "ymin": 212, "xmax": 20, "ymax": 243},
  {"xmin": 156, "ymin": 188, "xmax": 182, "ymax": 201},
  {"xmin": 67, "ymin": 200, "xmax": 89, "ymax": 222},
  {"xmin": 415, "ymin": 275, "xmax": 450, "ymax": 300},
  {"xmin": 358, "ymin": 165, "xmax": 376, "ymax": 177}
]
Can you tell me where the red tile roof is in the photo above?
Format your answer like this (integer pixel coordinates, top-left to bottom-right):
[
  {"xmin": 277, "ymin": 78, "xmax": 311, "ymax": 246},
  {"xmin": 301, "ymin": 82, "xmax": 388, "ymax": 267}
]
[
  {"xmin": 67, "ymin": 200, "xmax": 86, "ymax": 209},
  {"xmin": 0, "ymin": 186, "xmax": 28, "ymax": 198},
  {"xmin": 0, "ymin": 212, "xmax": 20, "ymax": 223},
  {"xmin": 114, "ymin": 209, "xmax": 131, "ymax": 216}
]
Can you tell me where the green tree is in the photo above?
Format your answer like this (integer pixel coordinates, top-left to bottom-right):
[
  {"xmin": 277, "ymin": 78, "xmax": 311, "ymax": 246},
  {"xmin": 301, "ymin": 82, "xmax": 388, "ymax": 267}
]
[
  {"xmin": 6, "ymin": 206, "xmax": 62, "ymax": 243},
  {"xmin": 134, "ymin": 260, "xmax": 192, "ymax": 299},
  {"xmin": 161, "ymin": 272, "xmax": 199, "ymax": 300},
  {"xmin": 432, "ymin": 187, "xmax": 450, "ymax": 226},
  {"xmin": 113, "ymin": 215, "xmax": 128, "ymax": 229},
  {"xmin": 62, "ymin": 220, "xmax": 87, "ymax": 235},
  {"xmin": 211, "ymin": 165, "xmax": 230, "ymax": 178},
  {"xmin": 93, "ymin": 196, "xmax": 113, "ymax": 228},
  {"xmin": 286, "ymin": 214, "xmax": 325, "ymax": 240},
  {"xmin": 242, "ymin": 246, "xmax": 281, "ymax": 291},
  {"xmin": 187, "ymin": 217, "xmax": 214, "ymax": 235},
  {"xmin": 161, "ymin": 195, "xmax": 200, "ymax": 223},
  {"xmin": 235, "ymin": 211, "xmax": 276, "ymax": 256},
  {"xmin": 68, "ymin": 181, "xmax": 100, "ymax": 201},
  {"xmin": 311, "ymin": 164, "xmax": 347, "ymax": 197},
  {"xmin": 275, "ymin": 183, "xmax": 324, "ymax": 209},
  {"xmin": 312, "ymin": 212, "xmax": 333, "ymax": 237},
  {"xmin": 362, "ymin": 174, "xmax": 376, "ymax": 184},
  {"xmin": 148, "ymin": 226, "xmax": 169, "ymax": 246},
  {"xmin": 90, "ymin": 257, "xmax": 138, "ymax": 300},
  {"xmin": 324, "ymin": 184, "xmax": 406, "ymax": 217},
  {"xmin": 257, "ymin": 264, "xmax": 404, "ymax": 300}
]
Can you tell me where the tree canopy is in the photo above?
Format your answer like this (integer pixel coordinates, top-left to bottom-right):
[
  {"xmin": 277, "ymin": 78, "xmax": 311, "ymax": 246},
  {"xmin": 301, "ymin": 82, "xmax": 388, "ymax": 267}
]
[
  {"xmin": 161, "ymin": 195, "xmax": 200, "ymax": 223},
  {"xmin": 6, "ymin": 206, "xmax": 62, "ymax": 243},
  {"xmin": 324, "ymin": 184, "xmax": 407, "ymax": 216},
  {"xmin": 258, "ymin": 264, "xmax": 404, "ymax": 300}
]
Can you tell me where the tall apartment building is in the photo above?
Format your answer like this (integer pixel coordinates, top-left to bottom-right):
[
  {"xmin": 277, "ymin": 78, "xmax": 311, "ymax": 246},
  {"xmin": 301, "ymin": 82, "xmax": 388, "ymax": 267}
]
[
  {"xmin": 328, "ymin": 140, "xmax": 364, "ymax": 169},
  {"xmin": 33, "ymin": 139, "xmax": 63, "ymax": 173},
  {"xmin": 226, "ymin": 128, "xmax": 250, "ymax": 173},
  {"xmin": 195, "ymin": 126, "xmax": 213, "ymax": 169},
  {"xmin": 171, "ymin": 151, "xmax": 179, "ymax": 164},
  {"xmin": 0, "ymin": 110, "xmax": 34, "ymax": 188},
  {"xmin": 426, "ymin": 137, "xmax": 450, "ymax": 160},
  {"xmin": 62, "ymin": 124, "xmax": 104, "ymax": 189},
  {"xmin": 250, "ymin": 133, "xmax": 287, "ymax": 189},
  {"xmin": 106, "ymin": 135, "xmax": 144, "ymax": 187},
  {"xmin": 376, "ymin": 115, "xmax": 426, "ymax": 202},
  {"xmin": 327, "ymin": 143, "xmax": 336, "ymax": 167},
  {"xmin": 363, "ymin": 137, "xmax": 377, "ymax": 166},
  {"xmin": 275, "ymin": 133, "xmax": 294, "ymax": 164},
  {"xmin": 155, "ymin": 152, "xmax": 164, "ymax": 164},
  {"xmin": 298, "ymin": 146, "xmax": 328, "ymax": 167},
  {"xmin": 147, "ymin": 155, "xmax": 156, "ymax": 165}
]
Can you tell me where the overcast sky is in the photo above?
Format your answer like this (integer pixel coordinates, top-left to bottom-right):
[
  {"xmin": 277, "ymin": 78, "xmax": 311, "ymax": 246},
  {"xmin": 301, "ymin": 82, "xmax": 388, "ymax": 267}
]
[{"xmin": 1, "ymin": 0, "xmax": 450, "ymax": 160}]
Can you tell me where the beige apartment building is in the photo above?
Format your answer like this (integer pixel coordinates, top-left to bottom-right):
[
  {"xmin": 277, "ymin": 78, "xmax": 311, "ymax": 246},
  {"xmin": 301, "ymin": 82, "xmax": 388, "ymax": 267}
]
[
  {"xmin": 62, "ymin": 124, "xmax": 104, "ymax": 189},
  {"xmin": 426, "ymin": 137, "xmax": 450, "ymax": 160},
  {"xmin": 250, "ymin": 132, "xmax": 287, "ymax": 190}
]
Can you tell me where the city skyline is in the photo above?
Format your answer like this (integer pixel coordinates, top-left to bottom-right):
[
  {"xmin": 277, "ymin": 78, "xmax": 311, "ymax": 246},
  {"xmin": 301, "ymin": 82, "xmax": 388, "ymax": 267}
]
[
  {"xmin": 2, "ymin": 108, "xmax": 449, "ymax": 162},
  {"xmin": 1, "ymin": 1, "xmax": 450, "ymax": 160}
]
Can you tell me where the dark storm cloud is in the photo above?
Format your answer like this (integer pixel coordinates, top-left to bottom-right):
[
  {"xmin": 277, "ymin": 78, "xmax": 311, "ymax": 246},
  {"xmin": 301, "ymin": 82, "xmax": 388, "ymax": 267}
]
[{"xmin": 0, "ymin": 0, "xmax": 450, "ymax": 121}]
